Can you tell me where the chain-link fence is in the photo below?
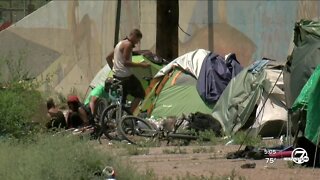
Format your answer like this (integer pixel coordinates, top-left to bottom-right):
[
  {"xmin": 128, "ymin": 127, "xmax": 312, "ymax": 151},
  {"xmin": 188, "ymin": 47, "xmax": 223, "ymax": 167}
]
[{"xmin": 0, "ymin": 0, "xmax": 51, "ymax": 31}]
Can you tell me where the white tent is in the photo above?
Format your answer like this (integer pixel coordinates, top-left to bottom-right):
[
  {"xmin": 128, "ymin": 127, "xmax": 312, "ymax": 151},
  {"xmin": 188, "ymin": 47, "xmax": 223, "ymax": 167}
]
[
  {"xmin": 154, "ymin": 49, "xmax": 210, "ymax": 78},
  {"xmin": 89, "ymin": 64, "xmax": 111, "ymax": 88}
]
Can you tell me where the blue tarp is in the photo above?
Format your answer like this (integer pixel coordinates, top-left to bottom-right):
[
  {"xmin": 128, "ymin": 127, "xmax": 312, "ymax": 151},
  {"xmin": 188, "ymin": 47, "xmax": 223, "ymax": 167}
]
[{"xmin": 196, "ymin": 53, "xmax": 243, "ymax": 104}]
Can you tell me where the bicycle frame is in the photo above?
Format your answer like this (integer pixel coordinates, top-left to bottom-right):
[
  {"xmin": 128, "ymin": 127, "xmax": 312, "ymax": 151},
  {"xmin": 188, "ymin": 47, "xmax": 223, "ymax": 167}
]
[{"xmin": 108, "ymin": 79, "xmax": 125, "ymax": 121}]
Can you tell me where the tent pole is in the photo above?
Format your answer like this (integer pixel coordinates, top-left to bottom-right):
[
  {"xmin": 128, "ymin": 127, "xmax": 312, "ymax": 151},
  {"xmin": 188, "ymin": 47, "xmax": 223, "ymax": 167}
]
[
  {"xmin": 207, "ymin": 0, "xmax": 213, "ymax": 51},
  {"xmin": 287, "ymin": 108, "xmax": 292, "ymax": 146},
  {"xmin": 313, "ymin": 127, "xmax": 320, "ymax": 168},
  {"xmin": 237, "ymin": 68, "xmax": 283, "ymax": 151}
]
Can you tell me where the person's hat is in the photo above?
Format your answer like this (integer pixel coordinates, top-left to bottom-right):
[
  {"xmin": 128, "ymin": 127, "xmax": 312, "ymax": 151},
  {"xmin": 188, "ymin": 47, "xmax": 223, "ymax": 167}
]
[{"xmin": 67, "ymin": 95, "xmax": 80, "ymax": 103}]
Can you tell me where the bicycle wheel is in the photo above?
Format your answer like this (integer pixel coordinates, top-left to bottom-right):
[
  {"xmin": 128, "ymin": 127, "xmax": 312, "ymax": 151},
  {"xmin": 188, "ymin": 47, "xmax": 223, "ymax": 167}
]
[
  {"xmin": 100, "ymin": 104, "xmax": 131, "ymax": 140},
  {"xmin": 118, "ymin": 115, "xmax": 157, "ymax": 145},
  {"xmin": 93, "ymin": 98, "xmax": 109, "ymax": 123}
]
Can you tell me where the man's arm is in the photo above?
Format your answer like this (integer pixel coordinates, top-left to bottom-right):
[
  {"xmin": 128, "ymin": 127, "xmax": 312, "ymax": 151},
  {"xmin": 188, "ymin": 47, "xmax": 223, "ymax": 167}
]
[
  {"xmin": 47, "ymin": 113, "xmax": 51, "ymax": 119},
  {"xmin": 79, "ymin": 108, "xmax": 89, "ymax": 126},
  {"xmin": 122, "ymin": 43, "xmax": 150, "ymax": 68},
  {"xmin": 46, "ymin": 113, "xmax": 52, "ymax": 129},
  {"xmin": 89, "ymin": 96, "xmax": 98, "ymax": 116},
  {"xmin": 106, "ymin": 50, "xmax": 114, "ymax": 69}
]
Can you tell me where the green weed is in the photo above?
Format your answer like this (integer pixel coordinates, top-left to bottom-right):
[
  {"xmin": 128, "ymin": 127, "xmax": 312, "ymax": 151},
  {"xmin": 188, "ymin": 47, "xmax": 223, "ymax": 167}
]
[
  {"xmin": 193, "ymin": 146, "xmax": 215, "ymax": 153},
  {"xmin": 287, "ymin": 161, "xmax": 294, "ymax": 169},
  {"xmin": 0, "ymin": 134, "xmax": 156, "ymax": 180},
  {"xmin": 232, "ymin": 131, "xmax": 262, "ymax": 146},
  {"xmin": 125, "ymin": 145, "xmax": 150, "ymax": 155},
  {"xmin": 168, "ymin": 169, "xmax": 246, "ymax": 180},
  {"xmin": 0, "ymin": 83, "xmax": 44, "ymax": 138},
  {"xmin": 215, "ymin": 169, "xmax": 247, "ymax": 180},
  {"xmin": 162, "ymin": 146, "xmax": 187, "ymax": 154}
]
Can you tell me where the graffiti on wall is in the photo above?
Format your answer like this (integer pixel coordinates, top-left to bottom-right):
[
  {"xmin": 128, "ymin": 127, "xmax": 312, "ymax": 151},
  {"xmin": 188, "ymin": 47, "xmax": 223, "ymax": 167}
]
[{"xmin": 0, "ymin": 0, "xmax": 320, "ymax": 95}]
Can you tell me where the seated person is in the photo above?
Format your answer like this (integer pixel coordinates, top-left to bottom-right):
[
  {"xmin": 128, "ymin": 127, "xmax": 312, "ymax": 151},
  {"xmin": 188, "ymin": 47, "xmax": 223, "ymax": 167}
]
[
  {"xmin": 46, "ymin": 98, "xmax": 67, "ymax": 129},
  {"xmin": 83, "ymin": 79, "xmax": 111, "ymax": 119},
  {"xmin": 66, "ymin": 95, "xmax": 90, "ymax": 129}
]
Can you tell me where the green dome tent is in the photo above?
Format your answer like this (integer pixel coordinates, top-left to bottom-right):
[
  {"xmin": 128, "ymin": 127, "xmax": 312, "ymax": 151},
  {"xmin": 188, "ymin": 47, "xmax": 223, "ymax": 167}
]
[{"xmin": 138, "ymin": 49, "xmax": 214, "ymax": 119}]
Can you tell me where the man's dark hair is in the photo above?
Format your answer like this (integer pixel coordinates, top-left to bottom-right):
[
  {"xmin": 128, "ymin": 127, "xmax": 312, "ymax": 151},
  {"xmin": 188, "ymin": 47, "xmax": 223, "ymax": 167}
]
[
  {"xmin": 47, "ymin": 98, "xmax": 55, "ymax": 110},
  {"xmin": 130, "ymin": 29, "xmax": 142, "ymax": 38}
]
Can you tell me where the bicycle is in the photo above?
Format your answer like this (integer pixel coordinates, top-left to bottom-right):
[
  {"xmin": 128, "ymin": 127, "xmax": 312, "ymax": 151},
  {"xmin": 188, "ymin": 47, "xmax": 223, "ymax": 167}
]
[
  {"xmin": 117, "ymin": 114, "xmax": 200, "ymax": 145},
  {"xmin": 98, "ymin": 76, "xmax": 154, "ymax": 142},
  {"xmin": 98, "ymin": 78, "xmax": 131, "ymax": 142}
]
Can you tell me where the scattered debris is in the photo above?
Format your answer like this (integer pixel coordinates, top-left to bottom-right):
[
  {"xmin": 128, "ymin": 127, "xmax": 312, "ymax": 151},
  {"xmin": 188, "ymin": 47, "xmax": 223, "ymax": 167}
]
[
  {"xmin": 241, "ymin": 162, "xmax": 256, "ymax": 169},
  {"xmin": 102, "ymin": 166, "xmax": 116, "ymax": 180},
  {"xmin": 226, "ymin": 146, "xmax": 265, "ymax": 160},
  {"xmin": 264, "ymin": 165, "xmax": 277, "ymax": 170},
  {"xmin": 225, "ymin": 139, "xmax": 234, "ymax": 145}
]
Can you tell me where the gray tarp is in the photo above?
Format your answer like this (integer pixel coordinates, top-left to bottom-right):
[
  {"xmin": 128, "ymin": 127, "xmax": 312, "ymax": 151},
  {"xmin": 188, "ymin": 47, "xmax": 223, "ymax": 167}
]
[
  {"xmin": 211, "ymin": 63, "xmax": 287, "ymax": 137},
  {"xmin": 211, "ymin": 66, "xmax": 266, "ymax": 134}
]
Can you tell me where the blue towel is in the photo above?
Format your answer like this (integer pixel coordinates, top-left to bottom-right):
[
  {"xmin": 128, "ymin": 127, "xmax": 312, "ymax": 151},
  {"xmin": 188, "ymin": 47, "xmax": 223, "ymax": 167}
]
[{"xmin": 248, "ymin": 60, "xmax": 269, "ymax": 74}]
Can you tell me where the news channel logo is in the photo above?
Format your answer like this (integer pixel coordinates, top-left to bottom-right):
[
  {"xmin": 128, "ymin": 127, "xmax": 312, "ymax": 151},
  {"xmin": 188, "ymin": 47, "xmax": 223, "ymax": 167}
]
[{"xmin": 283, "ymin": 148, "xmax": 309, "ymax": 164}]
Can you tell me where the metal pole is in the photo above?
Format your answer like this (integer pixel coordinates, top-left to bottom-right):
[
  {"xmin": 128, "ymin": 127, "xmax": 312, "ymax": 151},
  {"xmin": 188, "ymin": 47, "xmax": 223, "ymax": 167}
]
[
  {"xmin": 286, "ymin": 108, "xmax": 292, "ymax": 146},
  {"xmin": 207, "ymin": 0, "xmax": 213, "ymax": 51},
  {"xmin": 114, "ymin": 0, "xmax": 122, "ymax": 48},
  {"xmin": 9, "ymin": 0, "xmax": 13, "ymax": 23},
  {"xmin": 287, "ymin": 108, "xmax": 292, "ymax": 146},
  {"xmin": 24, "ymin": 0, "xmax": 26, "ymax": 16}
]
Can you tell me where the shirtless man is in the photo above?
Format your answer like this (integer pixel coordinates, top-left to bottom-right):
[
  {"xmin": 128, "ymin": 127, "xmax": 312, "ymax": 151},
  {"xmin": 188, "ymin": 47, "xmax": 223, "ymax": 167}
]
[{"xmin": 106, "ymin": 29, "xmax": 150, "ymax": 113}]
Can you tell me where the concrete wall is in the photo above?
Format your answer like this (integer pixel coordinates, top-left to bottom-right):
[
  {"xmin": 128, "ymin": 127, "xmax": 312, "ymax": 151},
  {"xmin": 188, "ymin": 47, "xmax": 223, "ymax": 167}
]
[
  {"xmin": 179, "ymin": 0, "xmax": 319, "ymax": 66},
  {"xmin": 0, "ymin": 0, "xmax": 318, "ymax": 96}
]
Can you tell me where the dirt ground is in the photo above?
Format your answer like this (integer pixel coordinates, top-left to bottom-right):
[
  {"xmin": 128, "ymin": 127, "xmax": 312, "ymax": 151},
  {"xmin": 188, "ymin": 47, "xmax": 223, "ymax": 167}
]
[
  {"xmin": 96, "ymin": 137, "xmax": 320, "ymax": 180},
  {"xmin": 126, "ymin": 144, "xmax": 320, "ymax": 180}
]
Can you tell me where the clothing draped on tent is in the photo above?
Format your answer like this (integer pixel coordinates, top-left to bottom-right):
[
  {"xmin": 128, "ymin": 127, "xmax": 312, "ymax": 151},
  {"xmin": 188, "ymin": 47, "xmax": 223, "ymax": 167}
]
[{"xmin": 196, "ymin": 52, "xmax": 242, "ymax": 104}]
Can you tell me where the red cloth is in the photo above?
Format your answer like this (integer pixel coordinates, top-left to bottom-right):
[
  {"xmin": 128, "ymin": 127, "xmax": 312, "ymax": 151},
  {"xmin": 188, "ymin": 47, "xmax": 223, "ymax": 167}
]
[
  {"xmin": 67, "ymin": 95, "xmax": 80, "ymax": 103},
  {"xmin": 268, "ymin": 151, "xmax": 292, "ymax": 158},
  {"xmin": 0, "ymin": 22, "xmax": 11, "ymax": 31}
]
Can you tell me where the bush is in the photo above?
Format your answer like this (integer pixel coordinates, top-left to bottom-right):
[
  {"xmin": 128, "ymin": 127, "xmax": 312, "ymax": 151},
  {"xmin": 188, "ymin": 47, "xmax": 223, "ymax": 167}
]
[
  {"xmin": 0, "ymin": 52, "xmax": 46, "ymax": 138},
  {"xmin": 232, "ymin": 131, "xmax": 262, "ymax": 146},
  {"xmin": 0, "ymin": 81, "xmax": 44, "ymax": 138},
  {"xmin": 0, "ymin": 134, "xmax": 156, "ymax": 180}
]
